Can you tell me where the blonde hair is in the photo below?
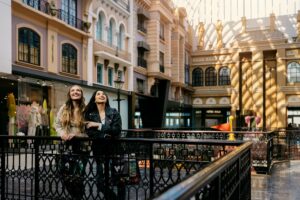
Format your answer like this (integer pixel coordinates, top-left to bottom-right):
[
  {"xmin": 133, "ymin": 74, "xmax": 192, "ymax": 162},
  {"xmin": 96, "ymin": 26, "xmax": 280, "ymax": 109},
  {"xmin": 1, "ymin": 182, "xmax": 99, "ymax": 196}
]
[{"xmin": 60, "ymin": 85, "xmax": 85, "ymax": 133}]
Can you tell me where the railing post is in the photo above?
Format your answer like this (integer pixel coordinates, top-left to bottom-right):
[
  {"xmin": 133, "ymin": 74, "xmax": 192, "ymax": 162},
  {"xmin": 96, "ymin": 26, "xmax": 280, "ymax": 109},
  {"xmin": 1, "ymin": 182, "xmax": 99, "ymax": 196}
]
[
  {"xmin": 34, "ymin": 138, "xmax": 40, "ymax": 200},
  {"xmin": 149, "ymin": 142, "xmax": 154, "ymax": 198},
  {"xmin": 0, "ymin": 138, "xmax": 6, "ymax": 200}
]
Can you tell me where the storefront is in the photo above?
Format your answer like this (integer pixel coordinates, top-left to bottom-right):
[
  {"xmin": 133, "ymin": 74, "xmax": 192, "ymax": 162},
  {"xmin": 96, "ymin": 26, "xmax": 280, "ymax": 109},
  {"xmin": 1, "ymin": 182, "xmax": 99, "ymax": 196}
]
[{"xmin": 0, "ymin": 73, "xmax": 128, "ymax": 136}]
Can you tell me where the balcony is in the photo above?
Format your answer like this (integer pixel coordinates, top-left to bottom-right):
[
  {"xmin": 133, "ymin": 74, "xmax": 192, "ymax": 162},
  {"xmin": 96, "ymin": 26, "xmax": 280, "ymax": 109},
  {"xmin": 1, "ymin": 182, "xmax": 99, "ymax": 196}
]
[
  {"xmin": 137, "ymin": 57, "xmax": 147, "ymax": 68},
  {"xmin": 137, "ymin": 24, "xmax": 147, "ymax": 34},
  {"xmin": 21, "ymin": 0, "xmax": 89, "ymax": 33}
]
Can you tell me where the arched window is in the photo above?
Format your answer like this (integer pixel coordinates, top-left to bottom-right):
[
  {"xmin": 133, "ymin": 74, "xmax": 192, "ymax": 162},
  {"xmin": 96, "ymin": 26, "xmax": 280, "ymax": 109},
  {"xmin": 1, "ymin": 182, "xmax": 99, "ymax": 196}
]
[
  {"xmin": 192, "ymin": 68, "xmax": 203, "ymax": 86},
  {"xmin": 219, "ymin": 67, "xmax": 231, "ymax": 85},
  {"xmin": 62, "ymin": 43, "xmax": 77, "ymax": 74},
  {"xmin": 118, "ymin": 24, "xmax": 125, "ymax": 50},
  {"xmin": 108, "ymin": 18, "xmax": 115, "ymax": 46},
  {"xmin": 61, "ymin": 0, "xmax": 77, "ymax": 27},
  {"xmin": 96, "ymin": 12, "xmax": 104, "ymax": 41},
  {"xmin": 288, "ymin": 62, "xmax": 300, "ymax": 83},
  {"xmin": 205, "ymin": 67, "xmax": 217, "ymax": 86},
  {"xmin": 18, "ymin": 27, "xmax": 40, "ymax": 65}
]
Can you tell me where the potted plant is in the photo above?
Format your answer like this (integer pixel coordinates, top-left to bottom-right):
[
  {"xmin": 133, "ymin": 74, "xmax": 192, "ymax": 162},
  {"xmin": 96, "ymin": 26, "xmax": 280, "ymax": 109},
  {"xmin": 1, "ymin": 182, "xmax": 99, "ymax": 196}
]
[
  {"xmin": 82, "ymin": 22, "xmax": 91, "ymax": 32},
  {"xmin": 49, "ymin": 1, "xmax": 57, "ymax": 16}
]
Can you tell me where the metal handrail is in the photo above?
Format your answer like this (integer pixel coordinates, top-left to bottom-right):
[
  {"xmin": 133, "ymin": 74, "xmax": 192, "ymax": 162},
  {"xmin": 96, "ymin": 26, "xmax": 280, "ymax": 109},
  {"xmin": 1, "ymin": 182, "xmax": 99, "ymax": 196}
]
[{"xmin": 154, "ymin": 142, "xmax": 252, "ymax": 200}]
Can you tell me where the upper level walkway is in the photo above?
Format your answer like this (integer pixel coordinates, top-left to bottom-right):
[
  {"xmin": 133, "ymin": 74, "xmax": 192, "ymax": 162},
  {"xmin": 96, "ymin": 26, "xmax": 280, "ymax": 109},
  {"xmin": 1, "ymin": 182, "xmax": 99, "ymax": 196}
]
[{"xmin": 252, "ymin": 161, "xmax": 300, "ymax": 200}]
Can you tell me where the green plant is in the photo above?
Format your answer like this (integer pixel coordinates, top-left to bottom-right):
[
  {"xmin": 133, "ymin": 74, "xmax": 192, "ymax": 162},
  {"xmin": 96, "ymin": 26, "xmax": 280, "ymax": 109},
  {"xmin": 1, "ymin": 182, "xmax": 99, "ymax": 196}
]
[
  {"xmin": 83, "ymin": 22, "xmax": 91, "ymax": 31},
  {"xmin": 49, "ymin": 1, "xmax": 57, "ymax": 16}
]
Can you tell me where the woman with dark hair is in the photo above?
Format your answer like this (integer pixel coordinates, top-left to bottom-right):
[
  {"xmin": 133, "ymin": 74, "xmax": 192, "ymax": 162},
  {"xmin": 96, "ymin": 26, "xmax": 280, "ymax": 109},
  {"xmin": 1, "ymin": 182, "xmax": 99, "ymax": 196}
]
[
  {"xmin": 54, "ymin": 85, "xmax": 88, "ymax": 200},
  {"xmin": 84, "ymin": 90, "xmax": 123, "ymax": 200}
]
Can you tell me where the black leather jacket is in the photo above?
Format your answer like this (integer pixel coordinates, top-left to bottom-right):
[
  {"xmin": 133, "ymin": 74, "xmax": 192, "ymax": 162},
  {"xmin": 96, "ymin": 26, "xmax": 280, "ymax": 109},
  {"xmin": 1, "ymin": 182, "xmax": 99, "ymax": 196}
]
[{"xmin": 84, "ymin": 107, "xmax": 122, "ymax": 139}]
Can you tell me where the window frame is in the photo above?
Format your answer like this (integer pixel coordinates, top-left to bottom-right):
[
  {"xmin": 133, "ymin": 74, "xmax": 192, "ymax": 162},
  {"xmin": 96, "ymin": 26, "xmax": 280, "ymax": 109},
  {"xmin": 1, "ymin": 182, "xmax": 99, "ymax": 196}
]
[
  {"xmin": 287, "ymin": 62, "xmax": 300, "ymax": 83},
  {"xmin": 219, "ymin": 67, "xmax": 231, "ymax": 85},
  {"xmin": 192, "ymin": 68, "xmax": 203, "ymax": 86},
  {"xmin": 18, "ymin": 27, "xmax": 41, "ymax": 65},
  {"xmin": 61, "ymin": 43, "xmax": 78, "ymax": 75},
  {"xmin": 205, "ymin": 67, "xmax": 217, "ymax": 86}
]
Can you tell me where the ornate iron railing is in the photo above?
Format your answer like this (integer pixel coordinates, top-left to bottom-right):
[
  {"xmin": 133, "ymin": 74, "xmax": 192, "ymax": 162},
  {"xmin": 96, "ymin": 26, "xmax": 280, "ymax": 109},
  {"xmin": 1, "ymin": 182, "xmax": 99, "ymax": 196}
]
[
  {"xmin": 0, "ymin": 135, "xmax": 245, "ymax": 199},
  {"xmin": 154, "ymin": 142, "xmax": 252, "ymax": 200},
  {"xmin": 125, "ymin": 129, "xmax": 275, "ymax": 174}
]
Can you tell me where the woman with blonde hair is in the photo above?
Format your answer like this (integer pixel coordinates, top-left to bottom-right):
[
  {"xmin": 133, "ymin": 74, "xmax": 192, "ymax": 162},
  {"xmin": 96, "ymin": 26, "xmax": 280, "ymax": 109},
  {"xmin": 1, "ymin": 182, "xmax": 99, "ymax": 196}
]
[{"xmin": 55, "ymin": 85, "xmax": 88, "ymax": 200}]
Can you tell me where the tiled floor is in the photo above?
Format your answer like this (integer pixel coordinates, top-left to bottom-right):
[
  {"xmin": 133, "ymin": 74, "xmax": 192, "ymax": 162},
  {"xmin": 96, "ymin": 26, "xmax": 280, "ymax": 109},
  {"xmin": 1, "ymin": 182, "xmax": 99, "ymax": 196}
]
[{"xmin": 251, "ymin": 161, "xmax": 300, "ymax": 200}]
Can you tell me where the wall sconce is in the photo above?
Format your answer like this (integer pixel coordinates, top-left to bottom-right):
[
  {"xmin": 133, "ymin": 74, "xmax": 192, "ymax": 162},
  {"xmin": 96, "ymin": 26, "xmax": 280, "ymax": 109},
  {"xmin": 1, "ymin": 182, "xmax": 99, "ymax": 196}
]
[
  {"xmin": 123, "ymin": 66, "xmax": 127, "ymax": 72},
  {"xmin": 104, "ymin": 59, "xmax": 109, "ymax": 69}
]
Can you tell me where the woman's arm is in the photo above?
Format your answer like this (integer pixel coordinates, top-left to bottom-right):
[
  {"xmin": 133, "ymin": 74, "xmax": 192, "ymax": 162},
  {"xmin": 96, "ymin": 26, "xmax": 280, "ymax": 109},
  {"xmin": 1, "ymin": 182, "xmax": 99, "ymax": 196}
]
[{"xmin": 102, "ymin": 108, "xmax": 122, "ymax": 138}]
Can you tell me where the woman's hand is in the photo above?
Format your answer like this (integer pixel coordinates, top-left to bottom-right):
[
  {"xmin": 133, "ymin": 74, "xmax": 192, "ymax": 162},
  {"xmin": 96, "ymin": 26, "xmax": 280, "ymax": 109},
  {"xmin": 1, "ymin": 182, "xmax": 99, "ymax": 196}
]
[
  {"xmin": 85, "ymin": 121, "xmax": 101, "ymax": 129},
  {"xmin": 61, "ymin": 133, "xmax": 76, "ymax": 141}
]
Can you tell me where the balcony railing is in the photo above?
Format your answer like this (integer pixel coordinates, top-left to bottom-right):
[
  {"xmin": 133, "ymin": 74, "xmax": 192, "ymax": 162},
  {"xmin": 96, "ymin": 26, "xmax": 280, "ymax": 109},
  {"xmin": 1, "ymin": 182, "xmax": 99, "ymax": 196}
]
[
  {"xmin": 137, "ymin": 24, "xmax": 147, "ymax": 33},
  {"xmin": 137, "ymin": 57, "xmax": 147, "ymax": 68},
  {"xmin": 22, "ymin": 0, "xmax": 89, "ymax": 33},
  {"xmin": 0, "ymin": 133, "xmax": 246, "ymax": 199},
  {"xmin": 23, "ymin": 0, "xmax": 50, "ymax": 14}
]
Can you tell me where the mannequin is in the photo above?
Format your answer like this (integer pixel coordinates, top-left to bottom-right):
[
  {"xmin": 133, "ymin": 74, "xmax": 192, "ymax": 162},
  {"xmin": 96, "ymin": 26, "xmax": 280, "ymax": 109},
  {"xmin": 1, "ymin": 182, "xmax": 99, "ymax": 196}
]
[{"xmin": 27, "ymin": 101, "xmax": 41, "ymax": 136}]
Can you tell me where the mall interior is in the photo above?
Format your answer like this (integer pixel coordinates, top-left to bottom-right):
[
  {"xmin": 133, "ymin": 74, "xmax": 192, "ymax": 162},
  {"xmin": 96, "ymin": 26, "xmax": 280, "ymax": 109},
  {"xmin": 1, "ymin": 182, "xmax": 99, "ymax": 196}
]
[{"xmin": 0, "ymin": 0, "xmax": 300, "ymax": 199}]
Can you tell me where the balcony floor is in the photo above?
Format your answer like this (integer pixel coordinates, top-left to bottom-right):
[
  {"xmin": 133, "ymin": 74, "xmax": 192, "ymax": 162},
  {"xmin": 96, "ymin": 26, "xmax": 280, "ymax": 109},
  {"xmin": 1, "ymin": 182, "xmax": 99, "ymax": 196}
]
[{"xmin": 251, "ymin": 161, "xmax": 300, "ymax": 200}]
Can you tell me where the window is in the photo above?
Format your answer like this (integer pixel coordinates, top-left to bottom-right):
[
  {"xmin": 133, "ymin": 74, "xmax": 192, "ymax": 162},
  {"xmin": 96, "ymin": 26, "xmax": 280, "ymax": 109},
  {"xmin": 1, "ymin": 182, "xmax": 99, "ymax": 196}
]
[
  {"xmin": 185, "ymin": 52, "xmax": 190, "ymax": 84},
  {"xmin": 159, "ymin": 52, "xmax": 164, "ymax": 73},
  {"xmin": 205, "ymin": 67, "xmax": 217, "ymax": 86},
  {"xmin": 159, "ymin": 23, "xmax": 164, "ymax": 40},
  {"xmin": 23, "ymin": 0, "xmax": 40, "ymax": 9},
  {"xmin": 97, "ymin": 63, "xmax": 103, "ymax": 84},
  {"xmin": 62, "ymin": 43, "xmax": 77, "ymax": 74},
  {"xmin": 137, "ymin": 78, "xmax": 144, "ymax": 93},
  {"xmin": 219, "ymin": 67, "xmax": 231, "ymax": 85},
  {"xmin": 137, "ymin": 16, "xmax": 147, "ymax": 33},
  {"xmin": 192, "ymin": 68, "xmax": 203, "ymax": 86},
  {"xmin": 96, "ymin": 13, "xmax": 104, "ymax": 41},
  {"xmin": 118, "ymin": 25, "xmax": 125, "ymax": 50},
  {"xmin": 288, "ymin": 62, "xmax": 300, "ymax": 83},
  {"xmin": 18, "ymin": 28, "xmax": 40, "ymax": 65},
  {"xmin": 108, "ymin": 19, "xmax": 115, "ymax": 46},
  {"xmin": 108, "ymin": 67, "xmax": 113, "ymax": 86},
  {"xmin": 61, "ymin": 0, "xmax": 77, "ymax": 27}
]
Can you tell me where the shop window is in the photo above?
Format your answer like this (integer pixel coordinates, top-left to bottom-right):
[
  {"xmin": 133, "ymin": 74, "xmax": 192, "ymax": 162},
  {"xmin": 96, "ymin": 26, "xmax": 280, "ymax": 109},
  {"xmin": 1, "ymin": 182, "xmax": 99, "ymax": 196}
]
[
  {"xmin": 205, "ymin": 67, "xmax": 217, "ymax": 86},
  {"xmin": 61, "ymin": 0, "xmax": 77, "ymax": 27},
  {"xmin": 108, "ymin": 67, "xmax": 113, "ymax": 86},
  {"xmin": 62, "ymin": 43, "xmax": 77, "ymax": 74},
  {"xmin": 97, "ymin": 63, "xmax": 103, "ymax": 84},
  {"xmin": 192, "ymin": 68, "xmax": 203, "ymax": 86},
  {"xmin": 219, "ymin": 67, "xmax": 230, "ymax": 85},
  {"xmin": 18, "ymin": 27, "xmax": 40, "ymax": 65},
  {"xmin": 287, "ymin": 62, "xmax": 300, "ymax": 83}
]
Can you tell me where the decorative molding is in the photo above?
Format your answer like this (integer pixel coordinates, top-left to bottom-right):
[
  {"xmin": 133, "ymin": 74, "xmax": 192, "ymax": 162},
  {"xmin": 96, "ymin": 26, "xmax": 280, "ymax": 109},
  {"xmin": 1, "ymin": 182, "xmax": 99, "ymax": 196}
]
[{"xmin": 193, "ymin": 98, "xmax": 203, "ymax": 105}]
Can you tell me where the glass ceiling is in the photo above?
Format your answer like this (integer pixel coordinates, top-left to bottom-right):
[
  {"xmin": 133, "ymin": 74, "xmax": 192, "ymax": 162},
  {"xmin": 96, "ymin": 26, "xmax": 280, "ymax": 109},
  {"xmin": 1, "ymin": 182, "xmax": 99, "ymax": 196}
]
[{"xmin": 172, "ymin": 0, "xmax": 300, "ymax": 27}]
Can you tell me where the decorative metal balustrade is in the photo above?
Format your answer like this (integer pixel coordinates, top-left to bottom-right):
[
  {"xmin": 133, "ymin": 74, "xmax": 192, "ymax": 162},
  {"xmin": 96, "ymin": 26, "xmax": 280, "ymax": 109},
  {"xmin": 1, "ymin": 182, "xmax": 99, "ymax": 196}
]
[
  {"xmin": 125, "ymin": 129, "xmax": 275, "ymax": 174},
  {"xmin": 22, "ymin": 0, "xmax": 89, "ymax": 33},
  {"xmin": 0, "ymin": 134, "xmax": 246, "ymax": 199},
  {"xmin": 154, "ymin": 142, "xmax": 252, "ymax": 200}
]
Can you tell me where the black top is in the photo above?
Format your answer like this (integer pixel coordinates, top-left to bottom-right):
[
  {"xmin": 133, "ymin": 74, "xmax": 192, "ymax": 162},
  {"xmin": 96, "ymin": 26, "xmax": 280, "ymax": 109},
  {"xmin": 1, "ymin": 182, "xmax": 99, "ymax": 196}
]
[{"xmin": 84, "ymin": 107, "xmax": 122, "ymax": 139}]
